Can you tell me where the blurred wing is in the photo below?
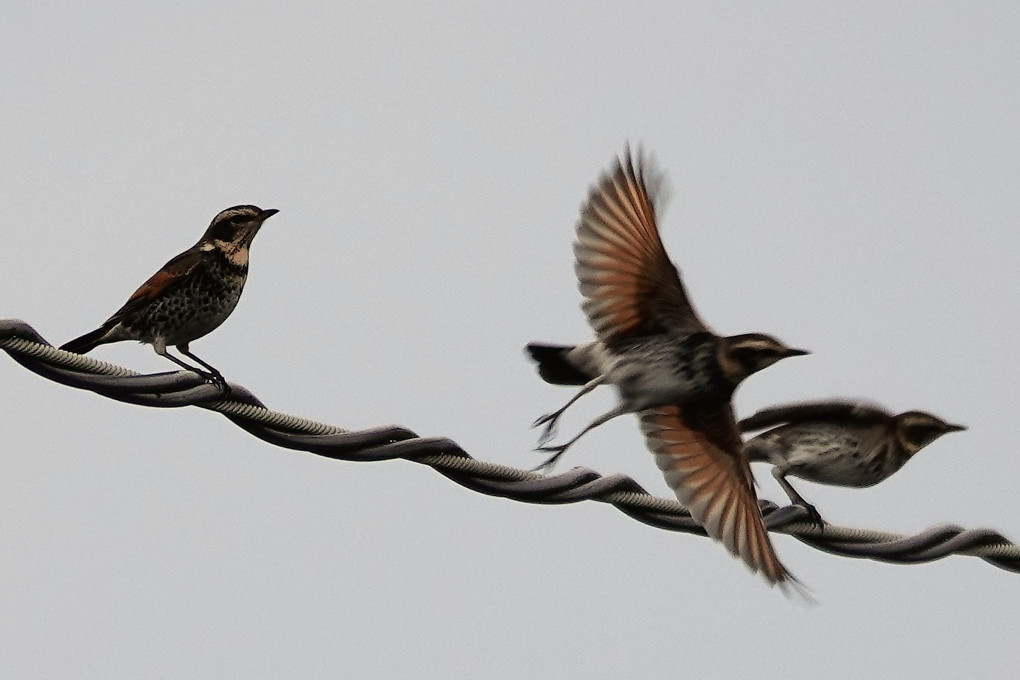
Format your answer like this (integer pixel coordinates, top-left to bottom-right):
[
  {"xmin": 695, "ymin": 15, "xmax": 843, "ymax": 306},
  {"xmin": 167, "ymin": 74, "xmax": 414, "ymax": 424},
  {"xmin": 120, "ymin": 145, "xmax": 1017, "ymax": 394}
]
[
  {"xmin": 641, "ymin": 402, "xmax": 793, "ymax": 586},
  {"xmin": 739, "ymin": 400, "xmax": 892, "ymax": 433},
  {"xmin": 106, "ymin": 248, "xmax": 204, "ymax": 324},
  {"xmin": 574, "ymin": 147, "xmax": 709, "ymax": 347}
]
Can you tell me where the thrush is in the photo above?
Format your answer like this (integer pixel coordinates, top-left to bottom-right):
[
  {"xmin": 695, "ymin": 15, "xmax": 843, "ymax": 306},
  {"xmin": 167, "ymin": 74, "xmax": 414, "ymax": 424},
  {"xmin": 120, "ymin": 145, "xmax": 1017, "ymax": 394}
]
[
  {"xmin": 527, "ymin": 148, "xmax": 807, "ymax": 587},
  {"xmin": 61, "ymin": 205, "xmax": 278, "ymax": 384},
  {"xmin": 741, "ymin": 400, "xmax": 966, "ymax": 526}
]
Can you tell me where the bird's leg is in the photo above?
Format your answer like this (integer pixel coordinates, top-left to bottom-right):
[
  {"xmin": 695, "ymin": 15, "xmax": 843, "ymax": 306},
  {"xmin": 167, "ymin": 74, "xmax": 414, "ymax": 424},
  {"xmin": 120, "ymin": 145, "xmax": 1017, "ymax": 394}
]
[
  {"xmin": 154, "ymin": 344, "xmax": 208, "ymax": 376},
  {"xmin": 177, "ymin": 344, "xmax": 229, "ymax": 391},
  {"xmin": 153, "ymin": 343, "xmax": 225, "ymax": 391},
  {"xmin": 533, "ymin": 374, "xmax": 607, "ymax": 446},
  {"xmin": 533, "ymin": 402, "xmax": 631, "ymax": 472},
  {"xmin": 772, "ymin": 467, "xmax": 824, "ymax": 531}
]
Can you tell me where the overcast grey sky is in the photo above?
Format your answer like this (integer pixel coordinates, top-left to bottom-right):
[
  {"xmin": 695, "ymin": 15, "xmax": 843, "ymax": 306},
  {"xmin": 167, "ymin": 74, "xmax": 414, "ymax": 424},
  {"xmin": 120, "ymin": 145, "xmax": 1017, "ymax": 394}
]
[{"xmin": 2, "ymin": 2, "xmax": 1018, "ymax": 678}]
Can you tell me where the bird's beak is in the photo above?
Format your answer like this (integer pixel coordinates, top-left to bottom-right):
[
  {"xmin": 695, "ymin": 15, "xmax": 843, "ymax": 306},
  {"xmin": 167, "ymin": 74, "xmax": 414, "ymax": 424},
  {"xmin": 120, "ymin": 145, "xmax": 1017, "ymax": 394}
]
[
  {"xmin": 944, "ymin": 423, "xmax": 967, "ymax": 433},
  {"xmin": 783, "ymin": 348, "xmax": 811, "ymax": 357},
  {"xmin": 258, "ymin": 208, "xmax": 280, "ymax": 221}
]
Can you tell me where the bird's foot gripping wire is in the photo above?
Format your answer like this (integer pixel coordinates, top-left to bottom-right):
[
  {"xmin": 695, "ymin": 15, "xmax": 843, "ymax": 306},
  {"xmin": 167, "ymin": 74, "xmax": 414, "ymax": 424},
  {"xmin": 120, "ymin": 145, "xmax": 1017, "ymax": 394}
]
[
  {"xmin": 174, "ymin": 348, "xmax": 231, "ymax": 395},
  {"xmin": 799, "ymin": 502, "xmax": 825, "ymax": 533},
  {"xmin": 192, "ymin": 367, "xmax": 231, "ymax": 395}
]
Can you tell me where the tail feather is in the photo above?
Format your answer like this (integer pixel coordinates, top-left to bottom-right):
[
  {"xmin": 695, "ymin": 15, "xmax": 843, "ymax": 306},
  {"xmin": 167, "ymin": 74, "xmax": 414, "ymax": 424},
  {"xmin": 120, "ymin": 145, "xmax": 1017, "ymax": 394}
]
[
  {"xmin": 525, "ymin": 343, "xmax": 591, "ymax": 385},
  {"xmin": 60, "ymin": 326, "xmax": 113, "ymax": 354}
]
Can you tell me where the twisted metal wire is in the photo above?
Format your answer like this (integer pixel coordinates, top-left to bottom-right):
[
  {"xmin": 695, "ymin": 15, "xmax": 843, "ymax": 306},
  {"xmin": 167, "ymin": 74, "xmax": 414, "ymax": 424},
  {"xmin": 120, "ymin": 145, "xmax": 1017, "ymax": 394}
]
[{"xmin": 2, "ymin": 318, "xmax": 1017, "ymax": 573}]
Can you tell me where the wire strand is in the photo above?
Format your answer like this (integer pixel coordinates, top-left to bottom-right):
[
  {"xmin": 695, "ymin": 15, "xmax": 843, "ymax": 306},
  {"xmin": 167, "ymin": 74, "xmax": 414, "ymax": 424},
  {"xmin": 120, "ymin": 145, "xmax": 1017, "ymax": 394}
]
[{"xmin": 2, "ymin": 318, "xmax": 1017, "ymax": 573}]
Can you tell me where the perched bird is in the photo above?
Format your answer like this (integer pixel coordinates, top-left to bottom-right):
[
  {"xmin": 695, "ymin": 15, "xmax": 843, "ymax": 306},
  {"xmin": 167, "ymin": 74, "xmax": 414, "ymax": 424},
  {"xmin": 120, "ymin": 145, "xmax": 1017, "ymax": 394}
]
[
  {"xmin": 61, "ymin": 205, "xmax": 278, "ymax": 384},
  {"xmin": 527, "ymin": 148, "xmax": 808, "ymax": 586},
  {"xmin": 741, "ymin": 400, "xmax": 966, "ymax": 525}
]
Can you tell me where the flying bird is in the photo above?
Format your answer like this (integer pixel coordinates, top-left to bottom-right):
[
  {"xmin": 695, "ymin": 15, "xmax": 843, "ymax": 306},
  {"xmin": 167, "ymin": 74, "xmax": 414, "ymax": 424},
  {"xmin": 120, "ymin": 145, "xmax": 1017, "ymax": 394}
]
[
  {"xmin": 61, "ymin": 205, "xmax": 278, "ymax": 385},
  {"xmin": 741, "ymin": 400, "xmax": 966, "ymax": 526},
  {"xmin": 526, "ymin": 148, "xmax": 807, "ymax": 586}
]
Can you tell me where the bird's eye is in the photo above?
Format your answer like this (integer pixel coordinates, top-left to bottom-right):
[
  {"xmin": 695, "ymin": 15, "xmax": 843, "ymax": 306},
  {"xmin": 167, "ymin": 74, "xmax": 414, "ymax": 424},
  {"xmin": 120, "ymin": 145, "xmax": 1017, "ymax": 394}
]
[
  {"xmin": 210, "ymin": 218, "xmax": 241, "ymax": 241},
  {"xmin": 903, "ymin": 425, "xmax": 939, "ymax": 445},
  {"xmin": 731, "ymin": 347, "xmax": 759, "ymax": 365}
]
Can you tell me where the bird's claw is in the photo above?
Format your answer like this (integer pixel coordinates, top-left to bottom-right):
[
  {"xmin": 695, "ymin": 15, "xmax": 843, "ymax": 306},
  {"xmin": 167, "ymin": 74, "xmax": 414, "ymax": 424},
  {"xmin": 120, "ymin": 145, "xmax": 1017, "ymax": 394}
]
[
  {"xmin": 200, "ymin": 370, "xmax": 231, "ymax": 395},
  {"xmin": 532, "ymin": 412, "xmax": 554, "ymax": 428},
  {"xmin": 531, "ymin": 444, "xmax": 569, "ymax": 473},
  {"xmin": 532, "ymin": 413, "xmax": 561, "ymax": 447},
  {"xmin": 799, "ymin": 503, "xmax": 825, "ymax": 532},
  {"xmin": 536, "ymin": 424, "xmax": 558, "ymax": 447}
]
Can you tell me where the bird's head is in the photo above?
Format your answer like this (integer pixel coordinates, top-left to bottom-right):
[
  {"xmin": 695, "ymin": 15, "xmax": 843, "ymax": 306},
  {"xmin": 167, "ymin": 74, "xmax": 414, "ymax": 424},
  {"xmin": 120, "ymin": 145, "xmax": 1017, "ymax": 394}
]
[
  {"xmin": 894, "ymin": 411, "xmax": 966, "ymax": 455},
  {"xmin": 718, "ymin": 333, "xmax": 810, "ymax": 383},
  {"xmin": 200, "ymin": 205, "xmax": 279, "ymax": 264}
]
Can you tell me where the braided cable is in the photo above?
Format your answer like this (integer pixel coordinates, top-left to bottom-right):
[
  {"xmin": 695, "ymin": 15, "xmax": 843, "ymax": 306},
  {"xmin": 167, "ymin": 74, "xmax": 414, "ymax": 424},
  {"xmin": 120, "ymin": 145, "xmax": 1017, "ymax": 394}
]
[{"xmin": 2, "ymin": 318, "xmax": 1017, "ymax": 573}]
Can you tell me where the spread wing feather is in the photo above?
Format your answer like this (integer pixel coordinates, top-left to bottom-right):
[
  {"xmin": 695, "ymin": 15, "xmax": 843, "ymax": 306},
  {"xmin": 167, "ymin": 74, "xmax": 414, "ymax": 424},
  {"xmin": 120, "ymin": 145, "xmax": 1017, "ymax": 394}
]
[
  {"xmin": 574, "ymin": 148, "xmax": 710, "ymax": 346},
  {"xmin": 641, "ymin": 402, "xmax": 795, "ymax": 586}
]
